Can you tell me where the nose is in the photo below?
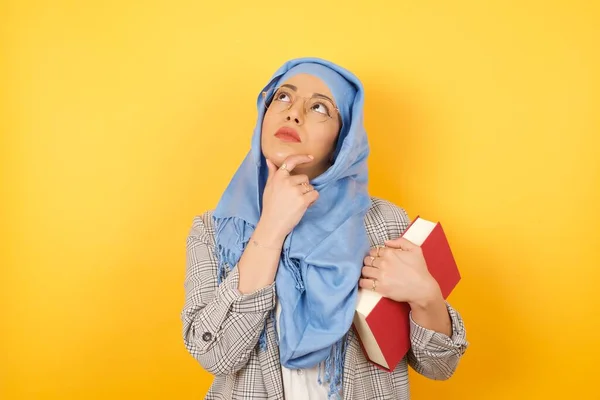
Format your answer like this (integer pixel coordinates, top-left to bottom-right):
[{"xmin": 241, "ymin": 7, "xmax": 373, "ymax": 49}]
[{"xmin": 285, "ymin": 100, "xmax": 304, "ymax": 125}]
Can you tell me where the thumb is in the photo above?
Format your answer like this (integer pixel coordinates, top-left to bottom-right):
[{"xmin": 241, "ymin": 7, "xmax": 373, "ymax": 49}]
[
  {"xmin": 384, "ymin": 237, "xmax": 418, "ymax": 251},
  {"xmin": 265, "ymin": 158, "xmax": 277, "ymax": 181}
]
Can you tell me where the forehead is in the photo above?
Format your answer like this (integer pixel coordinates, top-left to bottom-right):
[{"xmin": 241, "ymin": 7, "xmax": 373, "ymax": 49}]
[{"xmin": 279, "ymin": 73, "xmax": 333, "ymax": 97}]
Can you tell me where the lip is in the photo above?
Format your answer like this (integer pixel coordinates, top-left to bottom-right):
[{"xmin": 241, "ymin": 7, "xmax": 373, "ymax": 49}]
[{"xmin": 274, "ymin": 127, "xmax": 301, "ymax": 143}]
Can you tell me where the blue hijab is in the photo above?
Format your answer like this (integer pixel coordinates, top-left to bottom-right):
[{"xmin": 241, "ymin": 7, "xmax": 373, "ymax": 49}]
[{"xmin": 212, "ymin": 57, "xmax": 371, "ymax": 397}]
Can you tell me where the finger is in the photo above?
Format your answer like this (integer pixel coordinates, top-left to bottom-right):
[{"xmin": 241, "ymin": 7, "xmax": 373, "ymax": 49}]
[
  {"xmin": 361, "ymin": 266, "xmax": 380, "ymax": 279},
  {"xmin": 280, "ymin": 154, "xmax": 314, "ymax": 173},
  {"xmin": 369, "ymin": 245, "xmax": 386, "ymax": 258},
  {"xmin": 297, "ymin": 183, "xmax": 314, "ymax": 195},
  {"xmin": 385, "ymin": 237, "xmax": 418, "ymax": 251},
  {"xmin": 265, "ymin": 159, "xmax": 277, "ymax": 181},
  {"xmin": 304, "ymin": 189, "xmax": 319, "ymax": 207},
  {"xmin": 363, "ymin": 255, "xmax": 378, "ymax": 268},
  {"xmin": 358, "ymin": 278, "xmax": 376, "ymax": 290},
  {"xmin": 289, "ymin": 174, "xmax": 310, "ymax": 185}
]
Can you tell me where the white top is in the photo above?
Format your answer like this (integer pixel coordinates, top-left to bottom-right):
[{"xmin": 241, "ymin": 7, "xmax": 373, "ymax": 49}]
[{"xmin": 275, "ymin": 301, "xmax": 329, "ymax": 400}]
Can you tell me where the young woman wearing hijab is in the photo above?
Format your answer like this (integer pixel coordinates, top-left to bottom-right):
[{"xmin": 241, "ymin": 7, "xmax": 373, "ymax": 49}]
[{"xmin": 181, "ymin": 58, "xmax": 469, "ymax": 400}]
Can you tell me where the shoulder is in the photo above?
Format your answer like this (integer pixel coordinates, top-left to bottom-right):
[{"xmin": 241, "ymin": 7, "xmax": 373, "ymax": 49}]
[
  {"xmin": 187, "ymin": 210, "xmax": 216, "ymax": 245},
  {"xmin": 364, "ymin": 197, "xmax": 412, "ymax": 240},
  {"xmin": 366, "ymin": 196, "xmax": 411, "ymax": 224}
]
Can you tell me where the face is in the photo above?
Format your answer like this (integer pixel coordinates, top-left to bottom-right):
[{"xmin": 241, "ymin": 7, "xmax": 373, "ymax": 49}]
[{"xmin": 261, "ymin": 73, "xmax": 341, "ymax": 179}]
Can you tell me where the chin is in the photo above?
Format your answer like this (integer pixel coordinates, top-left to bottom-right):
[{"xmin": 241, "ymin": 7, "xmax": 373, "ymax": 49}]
[
  {"xmin": 267, "ymin": 151, "xmax": 292, "ymax": 167},
  {"xmin": 262, "ymin": 142, "xmax": 299, "ymax": 166}
]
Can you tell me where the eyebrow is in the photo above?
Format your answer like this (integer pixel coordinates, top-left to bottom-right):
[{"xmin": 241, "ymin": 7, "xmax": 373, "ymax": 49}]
[{"xmin": 280, "ymin": 84, "xmax": 336, "ymax": 105}]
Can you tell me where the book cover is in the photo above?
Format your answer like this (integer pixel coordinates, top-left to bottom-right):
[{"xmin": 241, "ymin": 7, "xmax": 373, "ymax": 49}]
[{"xmin": 353, "ymin": 216, "xmax": 461, "ymax": 371}]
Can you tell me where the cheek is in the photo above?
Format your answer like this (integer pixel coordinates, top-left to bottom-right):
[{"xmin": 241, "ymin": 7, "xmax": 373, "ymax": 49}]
[
  {"xmin": 310, "ymin": 125, "xmax": 339, "ymax": 154},
  {"xmin": 262, "ymin": 110, "xmax": 282, "ymax": 131},
  {"xmin": 260, "ymin": 115, "xmax": 275, "ymax": 142},
  {"xmin": 322, "ymin": 124, "xmax": 341, "ymax": 147}
]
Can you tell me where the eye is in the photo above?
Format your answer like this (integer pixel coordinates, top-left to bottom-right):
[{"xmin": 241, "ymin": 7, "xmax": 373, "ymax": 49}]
[
  {"xmin": 310, "ymin": 102, "xmax": 331, "ymax": 116},
  {"xmin": 274, "ymin": 90, "xmax": 292, "ymax": 103}
]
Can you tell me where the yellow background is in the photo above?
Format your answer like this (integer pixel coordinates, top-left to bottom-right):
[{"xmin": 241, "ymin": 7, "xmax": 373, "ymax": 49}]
[{"xmin": 2, "ymin": 0, "xmax": 598, "ymax": 399}]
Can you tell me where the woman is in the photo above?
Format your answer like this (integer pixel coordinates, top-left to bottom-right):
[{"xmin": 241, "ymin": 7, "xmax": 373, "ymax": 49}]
[{"xmin": 181, "ymin": 57, "xmax": 469, "ymax": 400}]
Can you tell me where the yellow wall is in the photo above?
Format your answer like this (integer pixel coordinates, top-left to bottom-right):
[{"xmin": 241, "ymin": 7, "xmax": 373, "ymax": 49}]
[{"xmin": 2, "ymin": 0, "xmax": 598, "ymax": 399}]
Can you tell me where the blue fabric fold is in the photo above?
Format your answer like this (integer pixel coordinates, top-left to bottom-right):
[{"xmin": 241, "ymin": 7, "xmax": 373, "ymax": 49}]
[{"xmin": 212, "ymin": 57, "xmax": 371, "ymax": 398}]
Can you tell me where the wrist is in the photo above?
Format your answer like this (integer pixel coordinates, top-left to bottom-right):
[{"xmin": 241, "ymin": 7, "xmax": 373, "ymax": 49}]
[
  {"xmin": 409, "ymin": 278, "xmax": 444, "ymax": 310},
  {"xmin": 254, "ymin": 221, "xmax": 287, "ymax": 247}
]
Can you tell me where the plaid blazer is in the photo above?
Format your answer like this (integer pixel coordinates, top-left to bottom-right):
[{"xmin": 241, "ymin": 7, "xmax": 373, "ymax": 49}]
[{"xmin": 181, "ymin": 197, "xmax": 469, "ymax": 399}]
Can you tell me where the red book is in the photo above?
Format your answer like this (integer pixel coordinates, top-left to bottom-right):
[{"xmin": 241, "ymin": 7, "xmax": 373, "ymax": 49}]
[{"xmin": 353, "ymin": 216, "xmax": 461, "ymax": 371}]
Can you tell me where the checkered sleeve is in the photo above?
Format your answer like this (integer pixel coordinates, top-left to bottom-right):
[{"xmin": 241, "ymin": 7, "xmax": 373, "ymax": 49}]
[
  {"xmin": 181, "ymin": 214, "xmax": 276, "ymax": 376},
  {"xmin": 407, "ymin": 302, "xmax": 468, "ymax": 380}
]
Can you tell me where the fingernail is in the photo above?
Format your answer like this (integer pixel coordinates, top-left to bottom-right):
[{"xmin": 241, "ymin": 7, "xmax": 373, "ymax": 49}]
[{"xmin": 308, "ymin": 155, "xmax": 314, "ymax": 160}]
